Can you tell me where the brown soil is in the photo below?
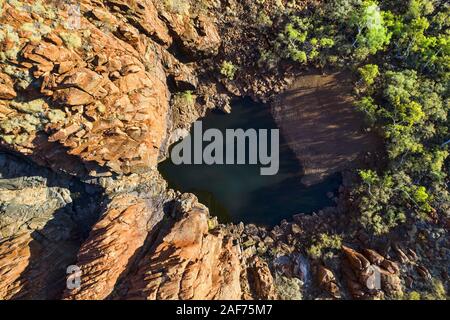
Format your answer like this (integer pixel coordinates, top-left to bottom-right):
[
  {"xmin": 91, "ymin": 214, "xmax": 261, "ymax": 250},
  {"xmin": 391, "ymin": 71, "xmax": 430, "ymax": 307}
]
[{"xmin": 272, "ymin": 71, "xmax": 381, "ymax": 186}]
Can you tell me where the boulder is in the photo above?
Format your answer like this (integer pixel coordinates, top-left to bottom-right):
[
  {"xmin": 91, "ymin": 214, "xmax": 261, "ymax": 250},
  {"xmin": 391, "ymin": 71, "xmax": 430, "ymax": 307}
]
[
  {"xmin": 341, "ymin": 246, "xmax": 402, "ymax": 299},
  {"xmin": 0, "ymin": 73, "xmax": 16, "ymax": 100},
  {"xmin": 316, "ymin": 265, "xmax": 340, "ymax": 299},
  {"xmin": 249, "ymin": 256, "xmax": 277, "ymax": 300}
]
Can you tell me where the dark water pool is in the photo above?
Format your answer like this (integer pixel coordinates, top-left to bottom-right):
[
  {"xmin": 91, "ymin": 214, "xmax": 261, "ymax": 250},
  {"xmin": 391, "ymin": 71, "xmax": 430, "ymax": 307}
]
[{"xmin": 158, "ymin": 98, "xmax": 341, "ymax": 225}]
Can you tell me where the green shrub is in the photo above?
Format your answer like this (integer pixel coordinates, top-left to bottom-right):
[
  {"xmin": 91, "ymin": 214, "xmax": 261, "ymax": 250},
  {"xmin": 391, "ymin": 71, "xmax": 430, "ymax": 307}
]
[
  {"xmin": 176, "ymin": 91, "xmax": 195, "ymax": 106},
  {"xmin": 21, "ymin": 22, "xmax": 52, "ymax": 42},
  {"xmin": 407, "ymin": 291, "xmax": 421, "ymax": 300},
  {"xmin": 10, "ymin": 99, "xmax": 46, "ymax": 114},
  {"xmin": 307, "ymin": 233, "xmax": 342, "ymax": 259},
  {"xmin": 424, "ymin": 279, "xmax": 447, "ymax": 300},
  {"xmin": 220, "ymin": 61, "xmax": 238, "ymax": 80},
  {"xmin": 258, "ymin": 49, "xmax": 280, "ymax": 70},
  {"xmin": 358, "ymin": 64, "xmax": 380, "ymax": 86},
  {"xmin": 274, "ymin": 15, "xmax": 336, "ymax": 66},
  {"xmin": 275, "ymin": 275, "xmax": 302, "ymax": 300}
]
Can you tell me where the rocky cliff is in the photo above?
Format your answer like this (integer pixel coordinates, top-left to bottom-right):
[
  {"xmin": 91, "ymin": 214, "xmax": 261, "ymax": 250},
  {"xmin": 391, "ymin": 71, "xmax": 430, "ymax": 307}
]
[
  {"xmin": 0, "ymin": 0, "xmax": 268, "ymax": 300},
  {"xmin": 0, "ymin": 0, "xmax": 448, "ymax": 300}
]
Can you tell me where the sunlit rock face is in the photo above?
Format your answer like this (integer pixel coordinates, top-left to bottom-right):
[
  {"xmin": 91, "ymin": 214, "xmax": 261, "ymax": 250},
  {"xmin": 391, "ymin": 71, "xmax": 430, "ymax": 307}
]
[
  {"xmin": 0, "ymin": 152, "xmax": 102, "ymax": 300},
  {"xmin": 62, "ymin": 193, "xmax": 164, "ymax": 300},
  {"xmin": 0, "ymin": 0, "xmax": 240, "ymax": 301},
  {"xmin": 0, "ymin": 0, "xmax": 220, "ymax": 177},
  {"xmin": 111, "ymin": 194, "xmax": 243, "ymax": 300}
]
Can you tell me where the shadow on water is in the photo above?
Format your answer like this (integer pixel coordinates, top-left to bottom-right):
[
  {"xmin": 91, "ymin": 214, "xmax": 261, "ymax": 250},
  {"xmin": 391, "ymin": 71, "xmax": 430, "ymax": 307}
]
[{"xmin": 158, "ymin": 97, "xmax": 341, "ymax": 226}]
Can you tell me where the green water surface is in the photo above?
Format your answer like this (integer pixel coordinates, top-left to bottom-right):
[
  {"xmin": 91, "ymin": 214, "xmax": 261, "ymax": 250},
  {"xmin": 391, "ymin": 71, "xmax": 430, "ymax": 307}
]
[{"xmin": 158, "ymin": 98, "xmax": 341, "ymax": 225}]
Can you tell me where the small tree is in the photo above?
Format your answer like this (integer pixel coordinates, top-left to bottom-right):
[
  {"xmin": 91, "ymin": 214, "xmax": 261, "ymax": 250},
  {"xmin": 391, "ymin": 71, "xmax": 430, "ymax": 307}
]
[{"xmin": 358, "ymin": 64, "xmax": 379, "ymax": 86}]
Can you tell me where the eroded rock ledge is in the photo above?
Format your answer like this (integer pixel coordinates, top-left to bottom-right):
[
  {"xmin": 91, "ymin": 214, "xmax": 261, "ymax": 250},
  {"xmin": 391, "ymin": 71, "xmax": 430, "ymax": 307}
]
[{"xmin": 0, "ymin": 0, "xmax": 220, "ymax": 177}]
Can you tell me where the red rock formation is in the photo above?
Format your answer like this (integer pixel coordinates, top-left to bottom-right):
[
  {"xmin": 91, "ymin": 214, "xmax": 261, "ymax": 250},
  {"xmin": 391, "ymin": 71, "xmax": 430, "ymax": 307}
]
[
  {"xmin": 249, "ymin": 256, "xmax": 277, "ymax": 300},
  {"xmin": 63, "ymin": 194, "xmax": 160, "ymax": 300},
  {"xmin": 316, "ymin": 264, "xmax": 341, "ymax": 299},
  {"xmin": 0, "ymin": 230, "xmax": 83, "ymax": 300},
  {"xmin": 123, "ymin": 195, "xmax": 242, "ymax": 300},
  {"xmin": 152, "ymin": 1, "xmax": 221, "ymax": 56},
  {"xmin": 0, "ymin": 1, "xmax": 241, "ymax": 301},
  {"xmin": 0, "ymin": 0, "xmax": 221, "ymax": 176},
  {"xmin": 0, "ymin": 73, "xmax": 16, "ymax": 100},
  {"xmin": 0, "ymin": 233, "xmax": 33, "ymax": 300},
  {"xmin": 341, "ymin": 246, "xmax": 402, "ymax": 299}
]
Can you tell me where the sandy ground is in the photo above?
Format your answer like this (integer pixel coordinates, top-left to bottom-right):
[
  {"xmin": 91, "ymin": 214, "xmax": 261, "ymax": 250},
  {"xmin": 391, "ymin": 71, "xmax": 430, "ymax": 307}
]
[{"xmin": 272, "ymin": 71, "xmax": 380, "ymax": 186}]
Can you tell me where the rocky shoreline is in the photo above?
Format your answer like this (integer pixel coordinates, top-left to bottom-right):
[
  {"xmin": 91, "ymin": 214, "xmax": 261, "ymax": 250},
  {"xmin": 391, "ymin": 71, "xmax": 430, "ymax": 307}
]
[{"xmin": 0, "ymin": 0, "xmax": 448, "ymax": 300}]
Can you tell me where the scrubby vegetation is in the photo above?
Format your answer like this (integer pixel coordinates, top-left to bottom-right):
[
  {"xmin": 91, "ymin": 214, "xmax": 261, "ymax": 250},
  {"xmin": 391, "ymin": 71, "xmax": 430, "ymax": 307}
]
[
  {"xmin": 173, "ymin": 90, "xmax": 196, "ymax": 109},
  {"xmin": 307, "ymin": 233, "xmax": 343, "ymax": 259},
  {"xmin": 405, "ymin": 279, "xmax": 448, "ymax": 300},
  {"xmin": 275, "ymin": 275, "xmax": 303, "ymax": 300},
  {"xmin": 349, "ymin": 1, "xmax": 449, "ymax": 235},
  {"xmin": 220, "ymin": 60, "xmax": 238, "ymax": 80},
  {"xmin": 261, "ymin": 0, "xmax": 449, "ymax": 236}
]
